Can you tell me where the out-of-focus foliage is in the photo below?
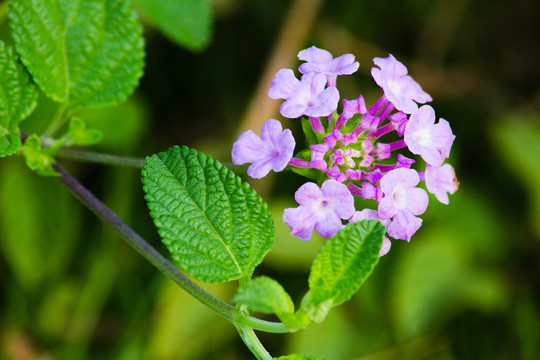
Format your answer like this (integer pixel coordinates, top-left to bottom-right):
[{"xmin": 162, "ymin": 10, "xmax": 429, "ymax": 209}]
[
  {"xmin": 1, "ymin": 0, "xmax": 539, "ymax": 359},
  {"xmin": 491, "ymin": 117, "xmax": 540, "ymax": 237},
  {"xmin": 133, "ymin": 0, "xmax": 212, "ymax": 51}
]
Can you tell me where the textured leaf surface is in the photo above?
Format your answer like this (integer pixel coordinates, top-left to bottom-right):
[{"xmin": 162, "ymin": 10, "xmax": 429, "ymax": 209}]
[
  {"xmin": 0, "ymin": 41, "xmax": 37, "ymax": 157},
  {"xmin": 133, "ymin": 0, "xmax": 212, "ymax": 51},
  {"xmin": 142, "ymin": 146, "xmax": 274, "ymax": 283},
  {"xmin": 304, "ymin": 220, "xmax": 384, "ymax": 318},
  {"xmin": 9, "ymin": 0, "xmax": 144, "ymax": 108},
  {"xmin": 233, "ymin": 276, "xmax": 293, "ymax": 315}
]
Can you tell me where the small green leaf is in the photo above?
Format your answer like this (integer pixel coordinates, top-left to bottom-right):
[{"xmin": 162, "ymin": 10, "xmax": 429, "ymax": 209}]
[
  {"xmin": 64, "ymin": 116, "xmax": 103, "ymax": 146},
  {"xmin": 301, "ymin": 117, "xmax": 318, "ymax": 147},
  {"xmin": 302, "ymin": 220, "xmax": 384, "ymax": 322},
  {"xmin": 341, "ymin": 113, "xmax": 362, "ymax": 135},
  {"xmin": 22, "ymin": 134, "xmax": 61, "ymax": 176},
  {"xmin": 142, "ymin": 146, "xmax": 274, "ymax": 283},
  {"xmin": 275, "ymin": 355, "xmax": 325, "ymax": 360},
  {"xmin": 9, "ymin": 0, "xmax": 145, "ymax": 108},
  {"xmin": 0, "ymin": 41, "xmax": 38, "ymax": 157},
  {"xmin": 233, "ymin": 276, "xmax": 294, "ymax": 314},
  {"xmin": 133, "ymin": 0, "xmax": 212, "ymax": 51},
  {"xmin": 232, "ymin": 276, "xmax": 304, "ymax": 329}
]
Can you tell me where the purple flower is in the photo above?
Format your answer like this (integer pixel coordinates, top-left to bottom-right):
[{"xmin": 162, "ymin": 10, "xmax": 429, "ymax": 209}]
[
  {"xmin": 283, "ymin": 179, "xmax": 355, "ymax": 241},
  {"xmin": 404, "ymin": 105, "xmax": 455, "ymax": 166},
  {"xmin": 268, "ymin": 69, "xmax": 340, "ymax": 118},
  {"xmin": 298, "ymin": 46, "xmax": 360, "ymax": 87},
  {"xmin": 425, "ymin": 164, "xmax": 459, "ymax": 204},
  {"xmin": 378, "ymin": 168, "xmax": 428, "ymax": 241},
  {"xmin": 350, "ymin": 209, "xmax": 392, "ymax": 256},
  {"xmin": 232, "ymin": 119, "xmax": 295, "ymax": 179},
  {"xmin": 371, "ymin": 54, "xmax": 432, "ymax": 114}
]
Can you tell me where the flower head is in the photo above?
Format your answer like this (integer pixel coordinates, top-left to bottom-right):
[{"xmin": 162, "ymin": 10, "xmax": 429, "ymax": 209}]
[
  {"xmin": 268, "ymin": 69, "xmax": 339, "ymax": 118},
  {"xmin": 232, "ymin": 119, "xmax": 295, "ymax": 178},
  {"xmin": 283, "ymin": 180, "xmax": 355, "ymax": 241},
  {"xmin": 378, "ymin": 168, "xmax": 428, "ymax": 241},
  {"xmin": 425, "ymin": 164, "xmax": 459, "ymax": 204},
  {"xmin": 404, "ymin": 105, "xmax": 455, "ymax": 166},
  {"xmin": 234, "ymin": 46, "xmax": 458, "ymax": 248},
  {"xmin": 371, "ymin": 54, "xmax": 432, "ymax": 114},
  {"xmin": 298, "ymin": 46, "xmax": 359, "ymax": 87}
]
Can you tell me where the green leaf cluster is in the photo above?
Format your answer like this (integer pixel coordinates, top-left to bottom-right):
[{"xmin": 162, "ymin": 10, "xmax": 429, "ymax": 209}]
[
  {"xmin": 1, "ymin": 0, "xmax": 148, "ymax": 174},
  {"xmin": 232, "ymin": 220, "xmax": 384, "ymax": 331}
]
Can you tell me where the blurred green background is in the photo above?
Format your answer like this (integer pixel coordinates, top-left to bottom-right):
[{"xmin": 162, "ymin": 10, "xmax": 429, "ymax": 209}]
[{"xmin": 1, "ymin": 0, "xmax": 539, "ymax": 359}]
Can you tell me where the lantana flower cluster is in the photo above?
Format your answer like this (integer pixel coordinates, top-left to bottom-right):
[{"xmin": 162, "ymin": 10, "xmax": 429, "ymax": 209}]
[{"xmin": 232, "ymin": 46, "xmax": 458, "ymax": 256}]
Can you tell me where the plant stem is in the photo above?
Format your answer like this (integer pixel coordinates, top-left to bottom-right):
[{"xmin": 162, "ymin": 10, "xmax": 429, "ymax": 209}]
[
  {"xmin": 236, "ymin": 325, "xmax": 273, "ymax": 360},
  {"xmin": 56, "ymin": 148, "xmax": 146, "ymax": 168},
  {"xmin": 43, "ymin": 103, "xmax": 69, "ymax": 138},
  {"xmin": 55, "ymin": 148, "xmax": 244, "ymax": 172},
  {"xmin": 53, "ymin": 162, "xmax": 289, "ymax": 334}
]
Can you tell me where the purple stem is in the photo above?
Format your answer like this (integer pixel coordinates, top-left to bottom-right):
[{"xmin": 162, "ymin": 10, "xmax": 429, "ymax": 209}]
[
  {"xmin": 388, "ymin": 139, "xmax": 407, "ymax": 152},
  {"xmin": 310, "ymin": 116, "xmax": 324, "ymax": 133},
  {"xmin": 367, "ymin": 95, "xmax": 388, "ymax": 116},
  {"xmin": 377, "ymin": 103, "xmax": 395, "ymax": 122},
  {"xmin": 335, "ymin": 114, "xmax": 348, "ymax": 130},
  {"xmin": 369, "ymin": 122, "xmax": 395, "ymax": 139},
  {"xmin": 346, "ymin": 183, "xmax": 363, "ymax": 196},
  {"xmin": 288, "ymin": 158, "xmax": 309, "ymax": 168}
]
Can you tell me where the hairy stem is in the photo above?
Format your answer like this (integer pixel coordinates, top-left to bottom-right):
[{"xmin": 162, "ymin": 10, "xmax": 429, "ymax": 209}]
[
  {"xmin": 56, "ymin": 148, "xmax": 146, "ymax": 168},
  {"xmin": 43, "ymin": 103, "xmax": 69, "ymax": 138},
  {"xmin": 55, "ymin": 148, "xmax": 243, "ymax": 172},
  {"xmin": 54, "ymin": 162, "xmax": 289, "ymax": 334},
  {"xmin": 236, "ymin": 325, "xmax": 273, "ymax": 360}
]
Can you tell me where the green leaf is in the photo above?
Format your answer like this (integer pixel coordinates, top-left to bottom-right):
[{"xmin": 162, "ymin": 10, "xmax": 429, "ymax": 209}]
[
  {"xmin": 142, "ymin": 146, "xmax": 274, "ymax": 283},
  {"xmin": 0, "ymin": 41, "xmax": 38, "ymax": 157},
  {"xmin": 64, "ymin": 116, "xmax": 103, "ymax": 146},
  {"xmin": 340, "ymin": 113, "xmax": 361, "ymax": 135},
  {"xmin": 133, "ymin": 0, "xmax": 212, "ymax": 51},
  {"xmin": 233, "ymin": 276, "xmax": 294, "ymax": 314},
  {"xmin": 232, "ymin": 276, "xmax": 304, "ymax": 329},
  {"xmin": 22, "ymin": 134, "xmax": 61, "ymax": 176},
  {"xmin": 301, "ymin": 220, "xmax": 384, "ymax": 322},
  {"xmin": 9, "ymin": 0, "xmax": 145, "ymax": 108},
  {"xmin": 301, "ymin": 117, "xmax": 318, "ymax": 147}
]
